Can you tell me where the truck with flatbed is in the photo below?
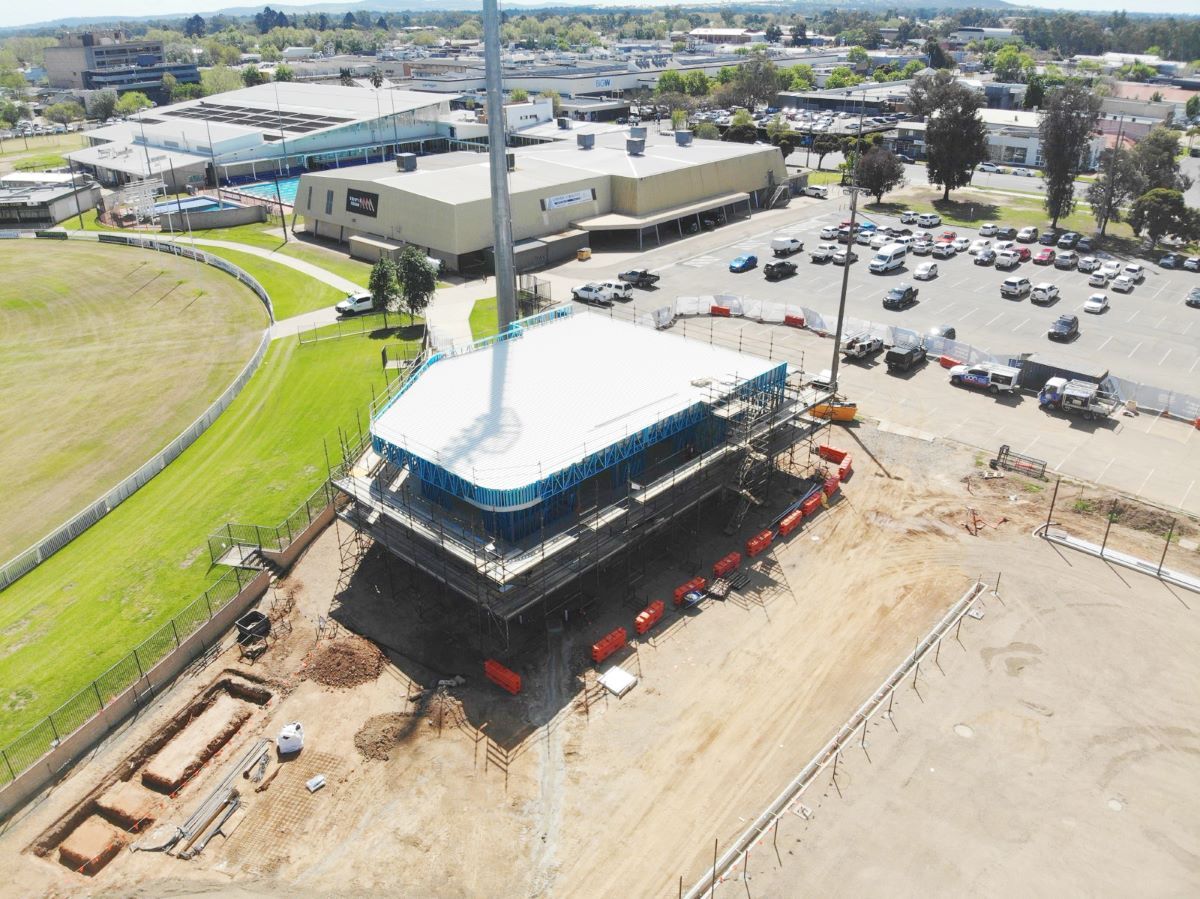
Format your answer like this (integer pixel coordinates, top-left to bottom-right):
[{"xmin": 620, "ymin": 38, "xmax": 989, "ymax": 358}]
[
  {"xmin": 617, "ymin": 269, "xmax": 661, "ymax": 288},
  {"xmin": 841, "ymin": 333, "xmax": 884, "ymax": 361},
  {"xmin": 1037, "ymin": 377, "xmax": 1120, "ymax": 420}
]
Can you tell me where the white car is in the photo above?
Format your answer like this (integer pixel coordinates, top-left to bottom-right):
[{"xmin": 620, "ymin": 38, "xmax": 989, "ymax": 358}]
[
  {"xmin": 951, "ymin": 237, "xmax": 971, "ymax": 252},
  {"xmin": 1031, "ymin": 282, "xmax": 1060, "ymax": 304},
  {"xmin": 1111, "ymin": 275, "xmax": 1134, "ymax": 293},
  {"xmin": 571, "ymin": 282, "xmax": 617, "ymax": 305},
  {"xmin": 915, "ymin": 229, "xmax": 933, "ymax": 242},
  {"xmin": 1017, "ymin": 226, "xmax": 1039, "ymax": 242},
  {"xmin": 978, "ymin": 162, "xmax": 1002, "ymax": 173},
  {"xmin": 855, "ymin": 230, "xmax": 873, "ymax": 245},
  {"xmin": 900, "ymin": 210, "xmax": 920, "ymax": 223},
  {"xmin": 917, "ymin": 212, "xmax": 942, "ymax": 227},
  {"xmin": 870, "ymin": 233, "xmax": 890, "ymax": 249},
  {"xmin": 1100, "ymin": 260, "xmax": 1122, "ymax": 278},
  {"xmin": 1088, "ymin": 271, "xmax": 1110, "ymax": 287},
  {"xmin": 911, "ymin": 239, "xmax": 934, "ymax": 255},
  {"xmin": 914, "ymin": 262, "xmax": 939, "ymax": 280},
  {"xmin": 1077, "ymin": 256, "xmax": 1100, "ymax": 273},
  {"xmin": 804, "ymin": 185, "xmax": 829, "ymax": 198},
  {"xmin": 820, "ymin": 225, "xmax": 840, "ymax": 239},
  {"xmin": 993, "ymin": 240, "xmax": 1015, "ymax": 252},
  {"xmin": 968, "ymin": 239, "xmax": 992, "ymax": 255},
  {"xmin": 1122, "ymin": 263, "xmax": 1145, "ymax": 283},
  {"xmin": 979, "ymin": 223, "xmax": 998, "ymax": 237},
  {"xmin": 1083, "ymin": 293, "xmax": 1109, "ymax": 313},
  {"xmin": 995, "ymin": 250, "xmax": 1021, "ymax": 269}
]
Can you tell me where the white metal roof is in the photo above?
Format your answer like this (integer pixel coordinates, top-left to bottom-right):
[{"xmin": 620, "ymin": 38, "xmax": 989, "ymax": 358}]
[{"xmin": 371, "ymin": 312, "xmax": 781, "ymax": 494}]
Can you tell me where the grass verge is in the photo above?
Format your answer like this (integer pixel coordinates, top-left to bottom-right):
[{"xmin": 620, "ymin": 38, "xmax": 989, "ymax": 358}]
[
  {"xmin": 469, "ymin": 296, "xmax": 499, "ymax": 339},
  {"xmin": 202, "ymin": 246, "xmax": 344, "ymax": 320},
  {"xmin": 0, "ymin": 330, "xmax": 417, "ymax": 747}
]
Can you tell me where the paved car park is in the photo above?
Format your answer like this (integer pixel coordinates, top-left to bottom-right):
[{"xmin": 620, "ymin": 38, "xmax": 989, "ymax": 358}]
[{"xmin": 561, "ymin": 205, "xmax": 1200, "ymax": 394}]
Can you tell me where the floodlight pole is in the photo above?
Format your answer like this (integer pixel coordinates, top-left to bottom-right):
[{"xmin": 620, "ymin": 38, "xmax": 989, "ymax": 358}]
[
  {"xmin": 827, "ymin": 93, "xmax": 867, "ymax": 395},
  {"xmin": 483, "ymin": 0, "xmax": 518, "ymax": 330}
]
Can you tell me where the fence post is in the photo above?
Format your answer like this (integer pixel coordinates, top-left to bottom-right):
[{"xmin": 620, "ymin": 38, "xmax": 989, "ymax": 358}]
[
  {"xmin": 2, "ymin": 748, "xmax": 14, "ymax": 781},
  {"xmin": 1044, "ymin": 477, "xmax": 1060, "ymax": 533},
  {"xmin": 48, "ymin": 715, "xmax": 59, "ymax": 742},
  {"xmin": 1100, "ymin": 498, "xmax": 1118, "ymax": 557},
  {"xmin": 1157, "ymin": 519, "xmax": 1175, "ymax": 576},
  {"xmin": 171, "ymin": 620, "xmax": 181, "ymax": 648},
  {"xmin": 234, "ymin": 566, "xmax": 244, "ymax": 592},
  {"xmin": 204, "ymin": 592, "xmax": 214, "ymax": 619},
  {"xmin": 92, "ymin": 681, "xmax": 103, "ymax": 711},
  {"xmin": 133, "ymin": 649, "xmax": 144, "ymax": 679}
]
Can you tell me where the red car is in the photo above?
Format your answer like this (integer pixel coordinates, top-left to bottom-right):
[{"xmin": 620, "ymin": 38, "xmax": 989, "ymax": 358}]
[
  {"xmin": 1015, "ymin": 247, "xmax": 1032, "ymax": 262},
  {"xmin": 1034, "ymin": 248, "xmax": 1056, "ymax": 265},
  {"xmin": 939, "ymin": 230, "xmax": 957, "ymax": 241}
]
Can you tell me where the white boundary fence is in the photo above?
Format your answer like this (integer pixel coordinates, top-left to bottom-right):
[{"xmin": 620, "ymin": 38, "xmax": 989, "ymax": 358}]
[
  {"xmin": 0, "ymin": 231, "xmax": 275, "ymax": 591},
  {"xmin": 683, "ymin": 577, "xmax": 995, "ymax": 899}
]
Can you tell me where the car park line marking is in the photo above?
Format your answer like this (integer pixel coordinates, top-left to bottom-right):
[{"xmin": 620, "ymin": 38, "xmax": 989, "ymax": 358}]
[
  {"xmin": 1150, "ymin": 282, "xmax": 1166, "ymax": 299},
  {"xmin": 1181, "ymin": 479, "xmax": 1196, "ymax": 511},
  {"xmin": 1191, "ymin": 357, "xmax": 1200, "ymax": 374},
  {"xmin": 1097, "ymin": 336, "xmax": 1113, "ymax": 351},
  {"xmin": 1159, "ymin": 349, "xmax": 1172, "ymax": 366},
  {"xmin": 1136, "ymin": 468, "xmax": 1155, "ymax": 497},
  {"xmin": 984, "ymin": 312, "xmax": 1004, "ymax": 326},
  {"xmin": 1125, "ymin": 309, "xmax": 1140, "ymax": 323},
  {"xmin": 1156, "ymin": 316, "xmax": 1166, "ymax": 328},
  {"xmin": 1127, "ymin": 341, "xmax": 1143, "ymax": 358},
  {"xmin": 1054, "ymin": 445, "xmax": 1078, "ymax": 472},
  {"xmin": 1012, "ymin": 318, "xmax": 1028, "ymax": 332}
]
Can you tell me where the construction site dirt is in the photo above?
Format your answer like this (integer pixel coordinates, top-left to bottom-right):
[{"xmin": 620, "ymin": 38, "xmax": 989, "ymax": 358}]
[{"xmin": 2, "ymin": 423, "xmax": 1196, "ymax": 897}]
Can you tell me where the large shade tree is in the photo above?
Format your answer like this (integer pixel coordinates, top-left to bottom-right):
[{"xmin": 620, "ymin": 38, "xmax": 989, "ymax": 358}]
[{"xmin": 1038, "ymin": 82, "xmax": 1101, "ymax": 227}]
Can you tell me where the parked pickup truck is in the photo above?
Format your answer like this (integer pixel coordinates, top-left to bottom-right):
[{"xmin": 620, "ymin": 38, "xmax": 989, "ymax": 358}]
[
  {"xmin": 810, "ymin": 242, "xmax": 838, "ymax": 263},
  {"xmin": 885, "ymin": 343, "xmax": 927, "ymax": 372},
  {"xmin": 617, "ymin": 269, "xmax": 661, "ymax": 288},
  {"xmin": 842, "ymin": 333, "xmax": 884, "ymax": 360},
  {"xmin": 1037, "ymin": 377, "xmax": 1120, "ymax": 420},
  {"xmin": 335, "ymin": 290, "xmax": 376, "ymax": 316},
  {"xmin": 571, "ymin": 282, "xmax": 617, "ymax": 306},
  {"xmin": 949, "ymin": 362, "xmax": 1021, "ymax": 395}
]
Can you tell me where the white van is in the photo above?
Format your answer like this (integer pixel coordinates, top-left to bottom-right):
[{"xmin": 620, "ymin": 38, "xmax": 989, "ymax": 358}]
[
  {"xmin": 770, "ymin": 236, "xmax": 804, "ymax": 256},
  {"xmin": 869, "ymin": 243, "xmax": 906, "ymax": 274}
]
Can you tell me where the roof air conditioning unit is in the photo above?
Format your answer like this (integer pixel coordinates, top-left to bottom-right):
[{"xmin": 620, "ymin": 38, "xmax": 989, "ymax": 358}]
[
  {"xmin": 577, "ymin": 133, "xmax": 594, "ymax": 150},
  {"xmin": 626, "ymin": 138, "xmax": 645, "ymax": 156},
  {"xmin": 557, "ymin": 116, "xmax": 570, "ymax": 130},
  {"xmin": 629, "ymin": 125, "xmax": 647, "ymax": 139},
  {"xmin": 506, "ymin": 152, "xmax": 516, "ymax": 172},
  {"xmin": 396, "ymin": 153, "xmax": 417, "ymax": 172},
  {"xmin": 675, "ymin": 130, "xmax": 693, "ymax": 147}
]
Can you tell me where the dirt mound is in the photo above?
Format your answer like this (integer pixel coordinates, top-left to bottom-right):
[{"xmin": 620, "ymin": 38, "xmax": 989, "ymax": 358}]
[
  {"xmin": 354, "ymin": 712, "xmax": 416, "ymax": 761},
  {"xmin": 304, "ymin": 637, "xmax": 384, "ymax": 688}
]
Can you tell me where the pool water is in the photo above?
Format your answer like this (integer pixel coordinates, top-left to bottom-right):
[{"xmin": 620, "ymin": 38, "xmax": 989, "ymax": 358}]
[
  {"xmin": 237, "ymin": 176, "xmax": 301, "ymax": 205},
  {"xmin": 152, "ymin": 197, "xmax": 241, "ymax": 214}
]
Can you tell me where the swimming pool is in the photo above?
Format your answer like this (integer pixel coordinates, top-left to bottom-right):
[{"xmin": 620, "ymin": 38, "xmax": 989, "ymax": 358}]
[
  {"xmin": 152, "ymin": 197, "xmax": 241, "ymax": 214},
  {"xmin": 236, "ymin": 176, "xmax": 301, "ymax": 205}
]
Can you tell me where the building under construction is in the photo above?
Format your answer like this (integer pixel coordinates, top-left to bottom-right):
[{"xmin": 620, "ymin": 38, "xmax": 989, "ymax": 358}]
[{"xmin": 334, "ymin": 308, "xmax": 831, "ymax": 644}]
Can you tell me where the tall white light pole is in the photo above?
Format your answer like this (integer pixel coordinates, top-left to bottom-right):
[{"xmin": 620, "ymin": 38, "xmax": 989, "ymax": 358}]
[{"xmin": 483, "ymin": 0, "xmax": 517, "ymax": 329}]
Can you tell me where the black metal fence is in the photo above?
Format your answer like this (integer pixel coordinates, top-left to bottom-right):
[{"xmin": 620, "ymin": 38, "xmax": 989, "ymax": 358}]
[
  {"xmin": 0, "ymin": 566, "xmax": 253, "ymax": 786},
  {"xmin": 206, "ymin": 477, "xmax": 337, "ymax": 566}
]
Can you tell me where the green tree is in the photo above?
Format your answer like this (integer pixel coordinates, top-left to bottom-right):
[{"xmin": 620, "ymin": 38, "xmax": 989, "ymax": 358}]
[
  {"xmin": 242, "ymin": 66, "xmax": 267, "ymax": 87},
  {"xmin": 788, "ymin": 63, "xmax": 815, "ymax": 91},
  {"xmin": 926, "ymin": 82, "xmax": 989, "ymax": 201},
  {"xmin": 45, "ymin": 101, "xmax": 84, "ymax": 125},
  {"xmin": 847, "ymin": 46, "xmax": 869, "ymax": 68},
  {"xmin": 1087, "ymin": 145, "xmax": 1145, "ymax": 236},
  {"xmin": 1039, "ymin": 82, "xmax": 1101, "ymax": 227},
  {"xmin": 1128, "ymin": 189, "xmax": 1198, "ymax": 248},
  {"xmin": 811, "ymin": 132, "xmax": 842, "ymax": 170},
  {"xmin": 201, "ymin": 66, "xmax": 242, "ymax": 96},
  {"xmin": 1023, "ymin": 75, "xmax": 1046, "ymax": 110},
  {"xmin": 728, "ymin": 50, "xmax": 782, "ymax": 109},
  {"xmin": 656, "ymin": 70, "xmax": 686, "ymax": 94},
  {"xmin": 694, "ymin": 121, "xmax": 720, "ymax": 140},
  {"xmin": 683, "ymin": 69, "xmax": 710, "ymax": 97},
  {"xmin": 1134, "ymin": 126, "xmax": 1192, "ymax": 192},
  {"xmin": 723, "ymin": 109, "xmax": 759, "ymax": 143},
  {"xmin": 368, "ymin": 257, "xmax": 400, "ymax": 325},
  {"xmin": 992, "ymin": 44, "xmax": 1033, "ymax": 82},
  {"xmin": 91, "ymin": 90, "xmax": 117, "ymax": 121},
  {"xmin": 509, "ymin": 87, "xmax": 528, "ymax": 102},
  {"xmin": 538, "ymin": 89, "xmax": 562, "ymax": 116},
  {"xmin": 824, "ymin": 67, "xmax": 862, "ymax": 90},
  {"xmin": 924, "ymin": 38, "xmax": 953, "ymax": 70},
  {"xmin": 671, "ymin": 108, "xmax": 688, "ymax": 130},
  {"xmin": 767, "ymin": 114, "xmax": 797, "ymax": 159},
  {"xmin": 274, "ymin": 64, "xmax": 295, "ymax": 82},
  {"xmin": 339, "ymin": 67, "xmax": 355, "ymax": 87},
  {"xmin": 907, "ymin": 68, "xmax": 954, "ymax": 118},
  {"xmin": 901, "ymin": 60, "xmax": 924, "ymax": 79},
  {"xmin": 114, "ymin": 91, "xmax": 153, "ymax": 116},
  {"xmin": 855, "ymin": 146, "xmax": 906, "ymax": 203},
  {"xmin": 396, "ymin": 245, "xmax": 437, "ymax": 325},
  {"xmin": 1187, "ymin": 95, "xmax": 1200, "ymax": 119}
]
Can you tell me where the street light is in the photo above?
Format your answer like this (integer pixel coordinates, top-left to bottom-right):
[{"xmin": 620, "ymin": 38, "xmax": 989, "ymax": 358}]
[{"xmin": 827, "ymin": 89, "xmax": 868, "ymax": 396}]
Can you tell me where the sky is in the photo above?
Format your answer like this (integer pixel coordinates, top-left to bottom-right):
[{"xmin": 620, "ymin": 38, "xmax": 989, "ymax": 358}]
[{"xmin": 1, "ymin": 0, "xmax": 1198, "ymax": 31}]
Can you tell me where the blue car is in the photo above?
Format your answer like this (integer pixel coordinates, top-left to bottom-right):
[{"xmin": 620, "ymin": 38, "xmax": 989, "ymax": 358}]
[
  {"xmin": 729, "ymin": 254, "xmax": 758, "ymax": 272},
  {"xmin": 857, "ymin": 221, "xmax": 877, "ymax": 233}
]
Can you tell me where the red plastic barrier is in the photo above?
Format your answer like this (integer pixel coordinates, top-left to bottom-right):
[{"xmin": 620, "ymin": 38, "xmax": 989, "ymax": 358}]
[
  {"xmin": 592, "ymin": 627, "xmax": 628, "ymax": 664},
  {"xmin": 779, "ymin": 509, "xmax": 805, "ymax": 537},
  {"xmin": 635, "ymin": 600, "xmax": 665, "ymax": 635},
  {"xmin": 710, "ymin": 305, "xmax": 731, "ymax": 317},
  {"xmin": 939, "ymin": 355, "xmax": 962, "ymax": 369},
  {"xmin": 817, "ymin": 445, "xmax": 848, "ymax": 463},
  {"xmin": 484, "ymin": 659, "xmax": 522, "ymax": 695},
  {"xmin": 712, "ymin": 552, "xmax": 742, "ymax": 579},
  {"xmin": 746, "ymin": 529, "xmax": 775, "ymax": 558},
  {"xmin": 823, "ymin": 476, "xmax": 840, "ymax": 498},
  {"xmin": 801, "ymin": 493, "xmax": 823, "ymax": 516},
  {"xmin": 837, "ymin": 456, "xmax": 853, "ymax": 480},
  {"xmin": 673, "ymin": 577, "xmax": 708, "ymax": 605},
  {"xmin": 784, "ymin": 314, "xmax": 806, "ymax": 328}
]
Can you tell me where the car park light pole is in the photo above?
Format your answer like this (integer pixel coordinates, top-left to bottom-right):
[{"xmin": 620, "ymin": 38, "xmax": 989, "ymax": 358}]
[{"xmin": 827, "ymin": 92, "xmax": 867, "ymax": 395}]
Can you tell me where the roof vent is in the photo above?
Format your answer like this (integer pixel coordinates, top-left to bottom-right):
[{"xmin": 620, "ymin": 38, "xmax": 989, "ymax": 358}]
[
  {"xmin": 626, "ymin": 137, "xmax": 645, "ymax": 156},
  {"xmin": 557, "ymin": 116, "xmax": 570, "ymax": 130},
  {"xmin": 577, "ymin": 133, "xmax": 595, "ymax": 150},
  {"xmin": 506, "ymin": 152, "xmax": 515, "ymax": 172},
  {"xmin": 396, "ymin": 152, "xmax": 417, "ymax": 172},
  {"xmin": 675, "ymin": 130, "xmax": 693, "ymax": 147},
  {"xmin": 629, "ymin": 125, "xmax": 647, "ymax": 139}
]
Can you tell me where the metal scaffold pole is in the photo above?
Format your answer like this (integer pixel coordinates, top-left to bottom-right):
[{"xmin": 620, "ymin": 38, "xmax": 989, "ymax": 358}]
[{"xmin": 483, "ymin": 0, "xmax": 517, "ymax": 330}]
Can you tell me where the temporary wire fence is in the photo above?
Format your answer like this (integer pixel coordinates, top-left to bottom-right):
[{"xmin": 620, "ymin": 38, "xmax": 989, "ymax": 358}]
[
  {"xmin": 0, "ymin": 566, "xmax": 256, "ymax": 787},
  {"xmin": 0, "ymin": 231, "xmax": 277, "ymax": 592}
]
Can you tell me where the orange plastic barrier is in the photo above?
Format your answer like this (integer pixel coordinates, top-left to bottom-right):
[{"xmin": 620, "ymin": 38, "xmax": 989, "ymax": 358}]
[
  {"xmin": 484, "ymin": 659, "xmax": 522, "ymax": 695},
  {"xmin": 673, "ymin": 577, "xmax": 708, "ymax": 605},
  {"xmin": 712, "ymin": 552, "xmax": 742, "ymax": 579},
  {"xmin": 817, "ymin": 445, "xmax": 848, "ymax": 463},
  {"xmin": 823, "ymin": 476, "xmax": 840, "ymax": 498},
  {"xmin": 746, "ymin": 529, "xmax": 775, "ymax": 558},
  {"xmin": 779, "ymin": 509, "xmax": 805, "ymax": 537},
  {"xmin": 635, "ymin": 600, "xmax": 665, "ymax": 635},
  {"xmin": 784, "ymin": 314, "xmax": 806, "ymax": 328},
  {"xmin": 710, "ymin": 305, "xmax": 731, "ymax": 317},
  {"xmin": 837, "ymin": 456, "xmax": 853, "ymax": 480},
  {"xmin": 592, "ymin": 627, "xmax": 628, "ymax": 664},
  {"xmin": 801, "ymin": 493, "xmax": 824, "ymax": 516},
  {"xmin": 939, "ymin": 355, "xmax": 962, "ymax": 369}
]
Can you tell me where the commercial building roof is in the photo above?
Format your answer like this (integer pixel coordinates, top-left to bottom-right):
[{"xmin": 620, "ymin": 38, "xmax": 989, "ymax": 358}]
[
  {"xmin": 371, "ymin": 312, "xmax": 783, "ymax": 497},
  {"xmin": 68, "ymin": 142, "xmax": 209, "ymax": 176}
]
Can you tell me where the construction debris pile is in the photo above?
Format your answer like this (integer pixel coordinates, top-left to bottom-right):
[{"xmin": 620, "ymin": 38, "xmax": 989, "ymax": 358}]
[
  {"xmin": 303, "ymin": 637, "xmax": 384, "ymax": 688},
  {"xmin": 353, "ymin": 713, "xmax": 416, "ymax": 761}
]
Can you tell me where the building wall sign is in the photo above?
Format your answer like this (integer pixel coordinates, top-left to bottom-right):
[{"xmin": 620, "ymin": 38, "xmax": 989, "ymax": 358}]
[
  {"xmin": 541, "ymin": 188, "xmax": 596, "ymax": 212},
  {"xmin": 347, "ymin": 188, "xmax": 379, "ymax": 217}
]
